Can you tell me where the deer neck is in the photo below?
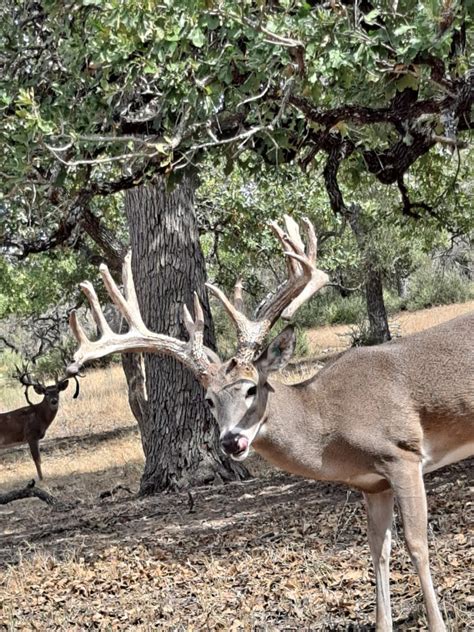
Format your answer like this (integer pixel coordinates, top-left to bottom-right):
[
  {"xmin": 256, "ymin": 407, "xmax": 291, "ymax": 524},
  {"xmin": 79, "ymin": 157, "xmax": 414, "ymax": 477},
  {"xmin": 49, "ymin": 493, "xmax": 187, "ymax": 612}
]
[
  {"xmin": 36, "ymin": 399, "xmax": 59, "ymax": 431},
  {"xmin": 253, "ymin": 380, "xmax": 327, "ymax": 479}
]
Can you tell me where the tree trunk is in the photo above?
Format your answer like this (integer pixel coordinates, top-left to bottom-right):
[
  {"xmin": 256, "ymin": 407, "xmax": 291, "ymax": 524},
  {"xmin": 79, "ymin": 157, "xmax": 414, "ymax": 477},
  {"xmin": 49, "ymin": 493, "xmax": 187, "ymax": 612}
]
[
  {"xmin": 125, "ymin": 172, "xmax": 249, "ymax": 494},
  {"xmin": 364, "ymin": 264, "xmax": 391, "ymax": 344},
  {"xmin": 348, "ymin": 208, "xmax": 391, "ymax": 345}
]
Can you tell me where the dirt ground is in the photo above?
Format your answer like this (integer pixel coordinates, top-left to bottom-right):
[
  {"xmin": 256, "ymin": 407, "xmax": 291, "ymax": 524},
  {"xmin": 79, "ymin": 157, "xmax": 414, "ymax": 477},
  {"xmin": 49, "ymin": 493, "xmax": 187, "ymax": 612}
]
[
  {"xmin": 0, "ymin": 447, "xmax": 472, "ymax": 631},
  {"xmin": 1, "ymin": 304, "xmax": 473, "ymax": 630}
]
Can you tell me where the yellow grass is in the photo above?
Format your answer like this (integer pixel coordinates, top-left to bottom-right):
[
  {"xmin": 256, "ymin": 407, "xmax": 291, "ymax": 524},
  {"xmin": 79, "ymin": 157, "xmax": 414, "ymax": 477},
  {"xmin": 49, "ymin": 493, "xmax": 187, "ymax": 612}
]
[{"xmin": 0, "ymin": 364, "xmax": 143, "ymax": 495}]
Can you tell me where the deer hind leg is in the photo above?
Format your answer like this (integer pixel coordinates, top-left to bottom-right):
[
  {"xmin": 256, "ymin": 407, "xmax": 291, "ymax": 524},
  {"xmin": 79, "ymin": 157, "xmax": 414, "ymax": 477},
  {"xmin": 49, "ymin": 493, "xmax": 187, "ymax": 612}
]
[
  {"xmin": 363, "ymin": 488, "xmax": 394, "ymax": 632},
  {"xmin": 28, "ymin": 439, "xmax": 43, "ymax": 480},
  {"xmin": 390, "ymin": 462, "xmax": 446, "ymax": 632}
]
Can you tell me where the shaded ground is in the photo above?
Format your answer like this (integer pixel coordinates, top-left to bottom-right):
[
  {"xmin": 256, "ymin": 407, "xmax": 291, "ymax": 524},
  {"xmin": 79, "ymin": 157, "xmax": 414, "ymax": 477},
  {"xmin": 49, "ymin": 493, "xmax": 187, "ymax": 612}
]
[
  {"xmin": 1, "ymin": 453, "xmax": 472, "ymax": 631},
  {"xmin": 1, "ymin": 304, "xmax": 473, "ymax": 630}
]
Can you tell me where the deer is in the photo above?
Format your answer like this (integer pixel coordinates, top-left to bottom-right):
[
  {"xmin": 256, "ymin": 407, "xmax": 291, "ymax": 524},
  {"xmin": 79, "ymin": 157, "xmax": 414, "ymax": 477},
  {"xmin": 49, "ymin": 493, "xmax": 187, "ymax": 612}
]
[
  {"xmin": 0, "ymin": 368, "xmax": 80, "ymax": 480},
  {"xmin": 65, "ymin": 215, "xmax": 473, "ymax": 632}
]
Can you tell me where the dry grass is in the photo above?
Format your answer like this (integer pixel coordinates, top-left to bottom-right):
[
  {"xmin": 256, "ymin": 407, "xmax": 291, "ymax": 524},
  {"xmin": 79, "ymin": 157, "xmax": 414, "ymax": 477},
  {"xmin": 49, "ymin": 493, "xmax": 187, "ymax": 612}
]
[
  {"xmin": 307, "ymin": 300, "xmax": 474, "ymax": 355},
  {"xmin": 0, "ymin": 364, "xmax": 142, "ymax": 496},
  {"xmin": 0, "ymin": 304, "xmax": 473, "ymax": 630},
  {"xmin": 0, "ymin": 464, "xmax": 472, "ymax": 631}
]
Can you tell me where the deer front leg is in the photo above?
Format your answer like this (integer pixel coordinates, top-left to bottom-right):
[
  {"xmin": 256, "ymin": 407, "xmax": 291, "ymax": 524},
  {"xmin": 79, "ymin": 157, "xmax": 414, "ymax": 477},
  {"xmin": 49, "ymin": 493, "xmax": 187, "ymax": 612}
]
[
  {"xmin": 363, "ymin": 488, "xmax": 394, "ymax": 632},
  {"xmin": 390, "ymin": 463, "xmax": 446, "ymax": 632},
  {"xmin": 28, "ymin": 439, "xmax": 43, "ymax": 480}
]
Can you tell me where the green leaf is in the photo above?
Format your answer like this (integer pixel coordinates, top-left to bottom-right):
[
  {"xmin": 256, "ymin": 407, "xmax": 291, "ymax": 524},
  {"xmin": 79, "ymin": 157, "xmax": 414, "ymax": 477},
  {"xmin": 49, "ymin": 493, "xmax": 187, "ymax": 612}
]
[{"xmin": 189, "ymin": 27, "xmax": 206, "ymax": 48}]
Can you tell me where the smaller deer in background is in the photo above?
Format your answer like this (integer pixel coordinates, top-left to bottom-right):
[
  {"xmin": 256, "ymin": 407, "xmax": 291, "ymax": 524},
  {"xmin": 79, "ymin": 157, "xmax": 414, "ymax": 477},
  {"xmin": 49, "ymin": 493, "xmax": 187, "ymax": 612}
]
[{"xmin": 0, "ymin": 368, "xmax": 80, "ymax": 480}]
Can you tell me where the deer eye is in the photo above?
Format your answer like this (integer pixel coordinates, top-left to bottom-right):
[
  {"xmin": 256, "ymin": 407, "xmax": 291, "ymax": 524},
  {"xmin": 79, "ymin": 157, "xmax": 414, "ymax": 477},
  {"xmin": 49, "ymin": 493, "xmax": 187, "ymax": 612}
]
[
  {"xmin": 205, "ymin": 398, "xmax": 215, "ymax": 408},
  {"xmin": 246, "ymin": 385, "xmax": 257, "ymax": 398}
]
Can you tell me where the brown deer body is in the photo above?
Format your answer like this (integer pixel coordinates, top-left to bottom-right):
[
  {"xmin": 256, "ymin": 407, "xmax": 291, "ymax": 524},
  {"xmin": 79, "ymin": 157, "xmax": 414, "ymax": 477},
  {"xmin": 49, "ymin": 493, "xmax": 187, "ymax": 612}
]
[
  {"xmin": 66, "ymin": 216, "xmax": 473, "ymax": 631},
  {"xmin": 0, "ymin": 373, "xmax": 77, "ymax": 480},
  {"xmin": 255, "ymin": 314, "xmax": 474, "ymax": 491}
]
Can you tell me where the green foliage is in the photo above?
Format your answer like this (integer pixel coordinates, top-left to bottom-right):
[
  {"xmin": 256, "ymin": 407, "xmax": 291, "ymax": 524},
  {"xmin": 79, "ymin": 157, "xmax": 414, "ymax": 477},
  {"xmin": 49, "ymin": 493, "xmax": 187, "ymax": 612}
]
[
  {"xmin": 0, "ymin": 0, "xmax": 472, "ymax": 353},
  {"xmin": 405, "ymin": 261, "xmax": 474, "ymax": 311},
  {"xmin": 0, "ymin": 251, "xmax": 97, "ymax": 319},
  {"xmin": 295, "ymin": 290, "xmax": 366, "ymax": 328}
]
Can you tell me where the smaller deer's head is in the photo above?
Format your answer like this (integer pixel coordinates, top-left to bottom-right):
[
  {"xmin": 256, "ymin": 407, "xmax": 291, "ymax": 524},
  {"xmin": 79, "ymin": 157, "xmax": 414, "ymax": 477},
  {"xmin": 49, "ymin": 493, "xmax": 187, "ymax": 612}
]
[
  {"xmin": 204, "ymin": 327, "xmax": 296, "ymax": 460},
  {"xmin": 36, "ymin": 380, "xmax": 70, "ymax": 409},
  {"xmin": 17, "ymin": 365, "xmax": 80, "ymax": 408}
]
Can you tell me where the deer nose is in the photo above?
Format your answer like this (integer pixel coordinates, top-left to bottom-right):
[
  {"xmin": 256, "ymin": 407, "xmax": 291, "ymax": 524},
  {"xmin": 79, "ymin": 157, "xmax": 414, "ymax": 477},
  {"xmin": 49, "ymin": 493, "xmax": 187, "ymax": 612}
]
[{"xmin": 221, "ymin": 433, "xmax": 249, "ymax": 456}]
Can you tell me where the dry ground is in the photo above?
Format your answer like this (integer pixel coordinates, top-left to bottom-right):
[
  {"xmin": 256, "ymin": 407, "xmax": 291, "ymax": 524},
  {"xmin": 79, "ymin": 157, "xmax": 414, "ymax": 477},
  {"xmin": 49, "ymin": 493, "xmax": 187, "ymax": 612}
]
[{"xmin": 1, "ymin": 304, "xmax": 473, "ymax": 630}]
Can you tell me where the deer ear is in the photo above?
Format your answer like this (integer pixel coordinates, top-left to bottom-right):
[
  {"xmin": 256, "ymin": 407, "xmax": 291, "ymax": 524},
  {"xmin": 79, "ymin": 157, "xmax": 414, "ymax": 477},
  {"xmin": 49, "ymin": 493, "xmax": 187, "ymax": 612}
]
[
  {"xmin": 33, "ymin": 384, "xmax": 45, "ymax": 395},
  {"xmin": 255, "ymin": 326, "xmax": 296, "ymax": 375},
  {"xmin": 58, "ymin": 380, "xmax": 69, "ymax": 391}
]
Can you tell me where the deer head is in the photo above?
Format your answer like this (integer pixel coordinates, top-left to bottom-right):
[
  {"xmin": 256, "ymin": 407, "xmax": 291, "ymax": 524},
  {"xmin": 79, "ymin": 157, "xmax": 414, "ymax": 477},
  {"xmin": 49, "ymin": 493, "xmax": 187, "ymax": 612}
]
[
  {"xmin": 17, "ymin": 364, "xmax": 80, "ymax": 408},
  {"xmin": 67, "ymin": 215, "xmax": 328, "ymax": 459}
]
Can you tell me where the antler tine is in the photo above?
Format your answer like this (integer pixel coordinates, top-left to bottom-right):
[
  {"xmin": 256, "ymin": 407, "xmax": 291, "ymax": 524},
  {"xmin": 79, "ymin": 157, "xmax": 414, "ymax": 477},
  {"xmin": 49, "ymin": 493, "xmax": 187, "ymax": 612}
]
[
  {"xmin": 15, "ymin": 363, "xmax": 38, "ymax": 387},
  {"xmin": 99, "ymin": 263, "xmax": 140, "ymax": 329},
  {"xmin": 15, "ymin": 363, "xmax": 42, "ymax": 405},
  {"xmin": 121, "ymin": 251, "xmax": 147, "ymax": 331},
  {"xmin": 79, "ymin": 280, "xmax": 114, "ymax": 337},
  {"xmin": 69, "ymin": 310, "xmax": 89, "ymax": 345},
  {"xmin": 205, "ymin": 282, "xmax": 250, "ymax": 331},
  {"xmin": 233, "ymin": 279, "xmax": 245, "ymax": 313},
  {"xmin": 269, "ymin": 220, "xmax": 299, "ymax": 279}
]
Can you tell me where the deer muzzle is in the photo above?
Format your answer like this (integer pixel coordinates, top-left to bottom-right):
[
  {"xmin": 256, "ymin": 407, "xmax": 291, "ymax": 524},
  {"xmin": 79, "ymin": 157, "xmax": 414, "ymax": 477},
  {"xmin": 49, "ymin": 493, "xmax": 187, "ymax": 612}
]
[{"xmin": 221, "ymin": 433, "xmax": 249, "ymax": 460}]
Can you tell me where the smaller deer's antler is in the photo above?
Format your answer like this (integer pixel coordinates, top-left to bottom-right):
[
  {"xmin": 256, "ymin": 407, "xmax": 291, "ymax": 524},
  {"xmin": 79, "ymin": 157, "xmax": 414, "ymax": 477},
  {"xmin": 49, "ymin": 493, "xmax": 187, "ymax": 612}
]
[{"xmin": 15, "ymin": 363, "xmax": 44, "ymax": 405}]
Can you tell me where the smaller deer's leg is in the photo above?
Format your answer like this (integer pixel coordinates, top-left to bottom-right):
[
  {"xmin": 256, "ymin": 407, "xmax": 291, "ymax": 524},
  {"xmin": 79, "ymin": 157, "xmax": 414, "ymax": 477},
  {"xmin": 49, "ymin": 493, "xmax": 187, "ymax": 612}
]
[
  {"xmin": 363, "ymin": 488, "xmax": 394, "ymax": 632},
  {"xmin": 390, "ymin": 463, "xmax": 446, "ymax": 632},
  {"xmin": 28, "ymin": 439, "xmax": 43, "ymax": 480}
]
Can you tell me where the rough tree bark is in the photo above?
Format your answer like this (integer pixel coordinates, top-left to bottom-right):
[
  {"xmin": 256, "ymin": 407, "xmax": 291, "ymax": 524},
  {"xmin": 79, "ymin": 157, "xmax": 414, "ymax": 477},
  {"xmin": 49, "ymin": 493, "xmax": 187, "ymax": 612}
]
[
  {"xmin": 348, "ymin": 210, "xmax": 391, "ymax": 345},
  {"xmin": 125, "ymin": 172, "xmax": 249, "ymax": 494}
]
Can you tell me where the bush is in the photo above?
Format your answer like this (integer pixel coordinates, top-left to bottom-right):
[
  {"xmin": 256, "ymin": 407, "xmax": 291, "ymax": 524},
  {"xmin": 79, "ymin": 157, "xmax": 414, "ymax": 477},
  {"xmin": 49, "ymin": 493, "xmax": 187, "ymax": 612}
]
[
  {"xmin": 405, "ymin": 264, "xmax": 473, "ymax": 311},
  {"xmin": 295, "ymin": 289, "xmax": 366, "ymax": 328}
]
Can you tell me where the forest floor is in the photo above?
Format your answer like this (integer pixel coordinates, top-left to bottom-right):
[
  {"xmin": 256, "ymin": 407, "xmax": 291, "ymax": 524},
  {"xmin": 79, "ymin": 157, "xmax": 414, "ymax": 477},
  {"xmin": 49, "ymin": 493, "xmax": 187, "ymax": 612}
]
[{"xmin": 0, "ymin": 302, "xmax": 473, "ymax": 630}]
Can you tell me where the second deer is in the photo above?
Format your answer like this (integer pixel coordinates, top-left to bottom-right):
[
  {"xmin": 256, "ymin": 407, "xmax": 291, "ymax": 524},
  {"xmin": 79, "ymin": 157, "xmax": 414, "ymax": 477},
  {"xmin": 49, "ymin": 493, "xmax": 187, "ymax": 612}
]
[
  {"xmin": 67, "ymin": 216, "xmax": 473, "ymax": 632},
  {"xmin": 0, "ymin": 369, "xmax": 80, "ymax": 480}
]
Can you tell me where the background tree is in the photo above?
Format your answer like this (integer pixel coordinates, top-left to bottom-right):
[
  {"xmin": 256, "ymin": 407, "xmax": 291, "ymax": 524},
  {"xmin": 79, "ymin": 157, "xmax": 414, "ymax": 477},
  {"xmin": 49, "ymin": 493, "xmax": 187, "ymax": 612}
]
[{"xmin": 1, "ymin": 1, "xmax": 472, "ymax": 492}]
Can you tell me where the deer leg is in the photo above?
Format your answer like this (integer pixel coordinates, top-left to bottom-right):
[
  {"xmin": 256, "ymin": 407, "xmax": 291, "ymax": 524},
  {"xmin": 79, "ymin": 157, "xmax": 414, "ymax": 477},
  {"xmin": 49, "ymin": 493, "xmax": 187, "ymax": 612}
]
[
  {"xmin": 390, "ymin": 463, "xmax": 446, "ymax": 632},
  {"xmin": 363, "ymin": 488, "xmax": 394, "ymax": 632},
  {"xmin": 28, "ymin": 439, "xmax": 43, "ymax": 480}
]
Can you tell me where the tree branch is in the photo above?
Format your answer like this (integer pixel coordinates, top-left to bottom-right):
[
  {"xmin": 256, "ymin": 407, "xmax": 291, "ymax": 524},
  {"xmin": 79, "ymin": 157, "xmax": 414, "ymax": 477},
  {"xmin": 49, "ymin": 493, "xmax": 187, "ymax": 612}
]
[{"xmin": 0, "ymin": 479, "xmax": 61, "ymax": 507}]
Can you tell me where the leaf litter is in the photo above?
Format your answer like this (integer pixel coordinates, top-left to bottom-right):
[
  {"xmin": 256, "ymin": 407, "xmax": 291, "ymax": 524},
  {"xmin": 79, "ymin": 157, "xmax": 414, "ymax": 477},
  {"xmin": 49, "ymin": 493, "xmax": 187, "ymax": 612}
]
[{"xmin": 0, "ymin": 460, "xmax": 472, "ymax": 631}]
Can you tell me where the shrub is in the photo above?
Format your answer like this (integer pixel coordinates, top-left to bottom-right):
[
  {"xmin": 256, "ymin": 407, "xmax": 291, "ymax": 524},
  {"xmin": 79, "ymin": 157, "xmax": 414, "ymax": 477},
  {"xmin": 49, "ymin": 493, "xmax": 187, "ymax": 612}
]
[
  {"xmin": 406, "ymin": 263, "xmax": 473, "ymax": 311},
  {"xmin": 296, "ymin": 289, "xmax": 366, "ymax": 328}
]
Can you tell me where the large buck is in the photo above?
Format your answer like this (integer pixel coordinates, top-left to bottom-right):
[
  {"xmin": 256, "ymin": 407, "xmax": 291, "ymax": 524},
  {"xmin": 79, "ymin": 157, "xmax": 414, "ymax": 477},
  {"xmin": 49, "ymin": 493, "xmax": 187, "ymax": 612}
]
[
  {"xmin": 0, "ymin": 369, "xmax": 79, "ymax": 480},
  {"xmin": 66, "ymin": 216, "xmax": 473, "ymax": 631}
]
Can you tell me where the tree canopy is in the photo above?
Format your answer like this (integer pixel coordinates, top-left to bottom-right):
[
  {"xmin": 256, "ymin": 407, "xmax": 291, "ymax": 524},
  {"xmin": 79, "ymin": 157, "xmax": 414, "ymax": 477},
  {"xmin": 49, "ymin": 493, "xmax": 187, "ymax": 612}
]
[{"xmin": 1, "ymin": 1, "xmax": 472, "ymax": 261}]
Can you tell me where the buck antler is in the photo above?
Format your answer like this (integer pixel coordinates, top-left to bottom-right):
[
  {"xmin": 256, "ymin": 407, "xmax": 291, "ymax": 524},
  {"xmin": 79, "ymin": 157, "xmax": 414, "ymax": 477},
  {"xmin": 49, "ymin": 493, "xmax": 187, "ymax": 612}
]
[
  {"xmin": 15, "ymin": 364, "xmax": 44, "ymax": 405},
  {"xmin": 67, "ymin": 252, "xmax": 215, "ymax": 385},
  {"xmin": 206, "ymin": 215, "xmax": 329, "ymax": 361}
]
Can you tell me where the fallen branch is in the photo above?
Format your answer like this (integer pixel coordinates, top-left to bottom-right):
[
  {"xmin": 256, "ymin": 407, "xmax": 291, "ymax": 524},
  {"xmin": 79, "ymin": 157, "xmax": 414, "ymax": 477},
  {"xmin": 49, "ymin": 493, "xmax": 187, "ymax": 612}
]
[{"xmin": 0, "ymin": 479, "xmax": 60, "ymax": 507}]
